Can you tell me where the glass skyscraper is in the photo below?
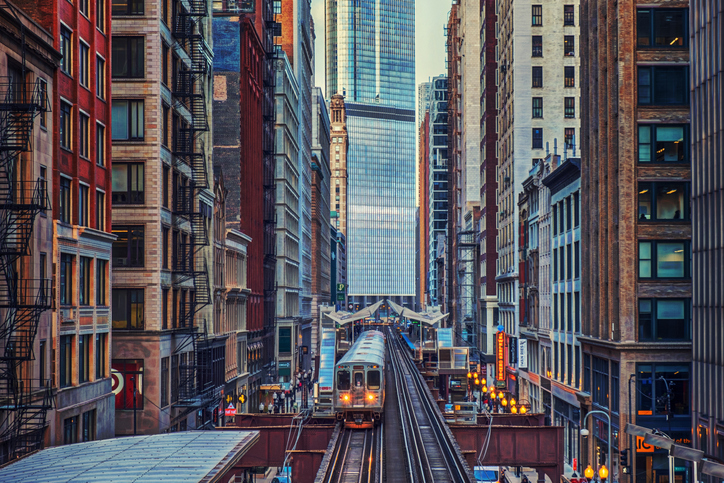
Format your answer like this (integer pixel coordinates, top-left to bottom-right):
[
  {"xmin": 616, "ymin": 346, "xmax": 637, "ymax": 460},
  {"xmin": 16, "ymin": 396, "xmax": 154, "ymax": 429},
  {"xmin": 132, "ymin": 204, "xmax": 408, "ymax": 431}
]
[{"xmin": 326, "ymin": 0, "xmax": 416, "ymax": 305}]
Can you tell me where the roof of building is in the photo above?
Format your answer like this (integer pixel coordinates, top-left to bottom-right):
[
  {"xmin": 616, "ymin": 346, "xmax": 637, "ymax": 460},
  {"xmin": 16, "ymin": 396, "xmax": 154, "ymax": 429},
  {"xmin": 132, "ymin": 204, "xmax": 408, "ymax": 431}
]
[{"xmin": 0, "ymin": 431, "xmax": 259, "ymax": 483}]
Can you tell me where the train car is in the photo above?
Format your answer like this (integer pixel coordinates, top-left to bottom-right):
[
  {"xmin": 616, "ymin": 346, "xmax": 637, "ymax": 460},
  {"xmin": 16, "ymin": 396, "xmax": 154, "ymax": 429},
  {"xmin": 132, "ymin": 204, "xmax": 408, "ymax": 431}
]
[{"xmin": 333, "ymin": 329, "xmax": 386, "ymax": 428}]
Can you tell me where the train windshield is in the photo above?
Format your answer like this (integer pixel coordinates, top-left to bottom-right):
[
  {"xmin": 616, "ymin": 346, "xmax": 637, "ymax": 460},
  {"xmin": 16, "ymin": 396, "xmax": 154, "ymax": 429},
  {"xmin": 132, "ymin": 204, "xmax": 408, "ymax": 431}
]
[
  {"xmin": 337, "ymin": 370, "xmax": 350, "ymax": 391},
  {"xmin": 367, "ymin": 370, "xmax": 380, "ymax": 390},
  {"xmin": 354, "ymin": 372, "xmax": 364, "ymax": 388}
]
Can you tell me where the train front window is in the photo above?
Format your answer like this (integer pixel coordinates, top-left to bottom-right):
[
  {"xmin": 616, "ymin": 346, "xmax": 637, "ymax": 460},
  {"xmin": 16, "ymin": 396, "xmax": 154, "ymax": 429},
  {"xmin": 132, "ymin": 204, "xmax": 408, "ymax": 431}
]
[
  {"xmin": 354, "ymin": 372, "xmax": 364, "ymax": 388},
  {"xmin": 367, "ymin": 370, "xmax": 380, "ymax": 390},
  {"xmin": 338, "ymin": 370, "xmax": 350, "ymax": 391}
]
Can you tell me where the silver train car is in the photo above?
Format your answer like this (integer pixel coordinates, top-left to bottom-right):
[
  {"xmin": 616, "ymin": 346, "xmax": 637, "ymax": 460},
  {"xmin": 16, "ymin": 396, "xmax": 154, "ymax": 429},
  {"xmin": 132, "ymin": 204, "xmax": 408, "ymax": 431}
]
[{"xmin": 333, "ymin": 329, "xmax": 386, "ymax": 428}]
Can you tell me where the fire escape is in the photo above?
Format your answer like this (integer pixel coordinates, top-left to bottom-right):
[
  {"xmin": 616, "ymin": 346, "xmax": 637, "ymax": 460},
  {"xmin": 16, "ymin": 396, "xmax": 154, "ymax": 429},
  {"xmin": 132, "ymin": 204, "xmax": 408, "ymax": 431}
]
[
  {"xmin": 0, "ymin": 24, "xmax": 52, "ymax": 459},
  {"xmin": 170, "ymin": 0, "xmax": 215, "ymax": 424},
  {"xmin": 261, "ymin": 0, "xmax": 278, "ymax": 372}
]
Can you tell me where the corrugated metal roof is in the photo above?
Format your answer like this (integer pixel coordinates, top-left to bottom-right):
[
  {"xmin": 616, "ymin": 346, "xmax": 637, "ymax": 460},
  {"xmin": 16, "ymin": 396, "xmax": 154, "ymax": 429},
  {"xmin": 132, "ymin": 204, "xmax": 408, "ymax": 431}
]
[{"xmin": 0, "ymin": 431, "xmax": 259, "ymax": 483}]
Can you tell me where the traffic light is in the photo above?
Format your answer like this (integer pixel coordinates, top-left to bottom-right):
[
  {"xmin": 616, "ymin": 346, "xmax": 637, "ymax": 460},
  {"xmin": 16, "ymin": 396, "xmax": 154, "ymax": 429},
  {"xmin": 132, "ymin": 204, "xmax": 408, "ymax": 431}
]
[{"xmin": 620, "ymin": 449, "xmax": 631, "ymax": 474}]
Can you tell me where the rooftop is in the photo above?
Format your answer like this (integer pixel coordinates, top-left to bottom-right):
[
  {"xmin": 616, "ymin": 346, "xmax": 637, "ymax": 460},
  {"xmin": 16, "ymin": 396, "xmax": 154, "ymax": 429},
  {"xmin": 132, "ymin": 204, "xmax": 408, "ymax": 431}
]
[{"xmin": 0, "ymin": 431, "xmax": 259, "ymax": 483}]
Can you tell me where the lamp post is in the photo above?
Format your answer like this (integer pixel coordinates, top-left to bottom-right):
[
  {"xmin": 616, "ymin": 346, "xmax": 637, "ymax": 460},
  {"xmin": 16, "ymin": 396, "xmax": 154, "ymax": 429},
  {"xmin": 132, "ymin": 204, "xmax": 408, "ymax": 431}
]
[{"xmin": 582, "ymin": 410, "xmax": 612, "ymax": 483}]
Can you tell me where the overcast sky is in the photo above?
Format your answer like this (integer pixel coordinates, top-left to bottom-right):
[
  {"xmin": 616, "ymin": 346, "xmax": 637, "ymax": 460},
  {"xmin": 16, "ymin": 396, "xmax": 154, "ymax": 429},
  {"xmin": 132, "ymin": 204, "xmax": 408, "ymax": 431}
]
[{"xmin": 310, "ymin": 0, "xmax": 453, "ymax": 104}]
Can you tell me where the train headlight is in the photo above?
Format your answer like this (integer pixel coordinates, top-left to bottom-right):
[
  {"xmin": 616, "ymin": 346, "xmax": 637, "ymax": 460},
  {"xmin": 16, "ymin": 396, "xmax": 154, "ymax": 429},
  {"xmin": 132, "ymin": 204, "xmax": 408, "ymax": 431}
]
[
  {"xmin": 367, "ymin": 394, "xmax": 375, "ymax": 401},
  {"xmin": 342, "ymin": 394, "xmax": 349, "ymax": 402}
]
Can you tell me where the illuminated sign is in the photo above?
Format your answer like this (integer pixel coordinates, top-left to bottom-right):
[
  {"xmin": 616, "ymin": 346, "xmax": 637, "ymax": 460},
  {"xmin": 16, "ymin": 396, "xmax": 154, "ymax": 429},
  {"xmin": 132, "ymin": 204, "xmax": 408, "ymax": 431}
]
[{"xmin": 496, "ymin": 331, "xmax": 507, "ymax": 382}]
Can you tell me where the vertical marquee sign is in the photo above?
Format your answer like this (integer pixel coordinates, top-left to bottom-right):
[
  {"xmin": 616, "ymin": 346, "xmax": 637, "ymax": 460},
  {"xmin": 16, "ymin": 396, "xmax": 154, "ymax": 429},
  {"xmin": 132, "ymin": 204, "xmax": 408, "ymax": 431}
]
[{"xmin": 496, "ymin": 331, "xmax": 507, "ymax": 382}]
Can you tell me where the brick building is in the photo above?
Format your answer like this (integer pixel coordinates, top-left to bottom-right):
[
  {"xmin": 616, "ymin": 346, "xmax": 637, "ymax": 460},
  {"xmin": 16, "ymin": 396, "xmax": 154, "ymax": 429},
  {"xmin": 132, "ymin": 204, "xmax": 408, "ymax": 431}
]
[
  {"xmin": 580, "ymin": 0, "xmax": 692, "ymax": 480},
  {"xmin": 14, "ymin": 0, "xmax": 116, "ymax": 446},
  {"xmin": 417, "ymin": 107, "xmax": 430, "ymax": 310},
  {"xmin": 0, "ymin": 1, "xmax": 58, "ymax": 462},
  {"xmin": 110, "ymin": 0, "xmax": 221, "ymax": 434}
]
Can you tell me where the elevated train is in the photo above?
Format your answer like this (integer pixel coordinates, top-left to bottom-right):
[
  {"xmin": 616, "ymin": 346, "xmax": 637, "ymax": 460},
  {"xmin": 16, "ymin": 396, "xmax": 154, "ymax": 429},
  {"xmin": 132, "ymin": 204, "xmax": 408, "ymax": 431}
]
[{"xmin": 333, "ymin": 330, "xmax": 386, "ymax": 428}]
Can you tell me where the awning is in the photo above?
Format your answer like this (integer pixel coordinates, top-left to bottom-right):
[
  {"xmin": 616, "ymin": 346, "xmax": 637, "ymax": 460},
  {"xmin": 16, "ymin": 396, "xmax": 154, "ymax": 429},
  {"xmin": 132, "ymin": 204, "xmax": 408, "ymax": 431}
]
[
  {"xmin": 323, "ymin": 300, "xmax": 385, "ymax": 326},
  {"xmin": 386, "ymin": 299, "xmax": 449, "ymax": 327}
]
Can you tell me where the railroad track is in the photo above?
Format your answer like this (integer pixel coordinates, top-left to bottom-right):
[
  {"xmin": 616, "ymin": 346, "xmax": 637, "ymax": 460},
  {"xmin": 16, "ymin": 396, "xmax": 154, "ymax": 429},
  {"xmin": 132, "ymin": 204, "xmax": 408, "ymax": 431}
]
[
  {"xmin": 322, "ymin": 426, "xmax": 382, "ymax": 483},
  {"xmin": 386, "ymin": 327, "xmax": 473, "ymax": 483}
]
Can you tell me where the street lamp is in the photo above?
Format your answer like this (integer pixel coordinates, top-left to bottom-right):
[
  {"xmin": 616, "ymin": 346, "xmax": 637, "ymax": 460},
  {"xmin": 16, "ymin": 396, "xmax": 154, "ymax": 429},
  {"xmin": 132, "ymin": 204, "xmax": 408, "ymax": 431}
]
[
  {"xmin": 599, "ymin": 465, "xmax": 609, "ymax": 481},
  {"xmin": 584, "ymin": 465, "xmax": 595, "ymax": 481},
  {"xmin": 582, "ymin": 410, "xmax": 612, "ymax": 483}
]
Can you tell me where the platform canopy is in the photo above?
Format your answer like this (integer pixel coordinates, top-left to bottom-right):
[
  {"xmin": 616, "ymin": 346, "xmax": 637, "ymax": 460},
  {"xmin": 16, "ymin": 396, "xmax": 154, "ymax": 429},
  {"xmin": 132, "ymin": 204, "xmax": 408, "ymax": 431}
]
[
  {"xmin": 323, "ymin": 299, "xmax": 385, "ymax": 326},
  {"xmin": 0, "ymin": 431, "xmax": 259, "ymax": 483},
  {"xmin": 386, "ymin": 299, "xmax": 449, "ymax": 327}
]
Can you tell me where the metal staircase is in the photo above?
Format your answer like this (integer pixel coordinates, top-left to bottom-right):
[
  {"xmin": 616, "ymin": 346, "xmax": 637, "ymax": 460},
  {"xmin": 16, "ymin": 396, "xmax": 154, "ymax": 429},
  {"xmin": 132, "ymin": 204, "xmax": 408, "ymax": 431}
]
[{"xmin": 0, "ymin": 73, "xmax": 52, "ymax": 462}]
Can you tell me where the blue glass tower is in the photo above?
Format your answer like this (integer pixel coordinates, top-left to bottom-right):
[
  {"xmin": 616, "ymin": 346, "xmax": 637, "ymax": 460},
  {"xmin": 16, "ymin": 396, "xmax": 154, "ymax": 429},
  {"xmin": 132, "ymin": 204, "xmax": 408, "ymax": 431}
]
[{"xmin": 326, "ymin": 0, "xmax": 416, "ymax": 306}]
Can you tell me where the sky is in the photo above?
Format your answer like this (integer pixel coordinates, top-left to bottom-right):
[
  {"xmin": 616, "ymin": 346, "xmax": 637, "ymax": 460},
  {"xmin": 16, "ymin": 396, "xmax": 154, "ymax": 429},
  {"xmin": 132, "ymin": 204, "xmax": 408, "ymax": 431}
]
[{"xmin": 310, "ymin": 0, "xmax": 453, "ymax": 105}]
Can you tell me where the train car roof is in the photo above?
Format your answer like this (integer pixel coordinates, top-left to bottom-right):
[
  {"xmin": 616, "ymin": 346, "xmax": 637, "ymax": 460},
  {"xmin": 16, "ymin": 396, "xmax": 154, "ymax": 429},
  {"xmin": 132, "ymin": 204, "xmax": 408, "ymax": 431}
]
[{"xmin": 337, "ymin": 330, "xmax": 385, "ymax": 367}]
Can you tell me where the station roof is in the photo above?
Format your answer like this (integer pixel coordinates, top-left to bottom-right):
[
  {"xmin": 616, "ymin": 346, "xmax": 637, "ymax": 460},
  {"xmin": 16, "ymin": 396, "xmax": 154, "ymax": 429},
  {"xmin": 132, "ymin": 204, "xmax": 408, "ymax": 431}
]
[
  {"xmin": 387, "ymin": 299, "xmax": 449, "ymax": 326},
  {"xmin": 323, "ymin": 300, "xmax": 384, "ymax": 325},
  {"xmin": 0, "ymin": 431, "xmax": 259, "ymax": 483}
]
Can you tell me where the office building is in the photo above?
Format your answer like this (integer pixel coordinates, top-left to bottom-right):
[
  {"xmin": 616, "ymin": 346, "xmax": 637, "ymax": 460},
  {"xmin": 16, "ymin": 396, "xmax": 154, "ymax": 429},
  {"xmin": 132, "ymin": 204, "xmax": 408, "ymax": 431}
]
[{"xmin": 326, "ymin": 0, "xmax": 417, "ymax": 307}]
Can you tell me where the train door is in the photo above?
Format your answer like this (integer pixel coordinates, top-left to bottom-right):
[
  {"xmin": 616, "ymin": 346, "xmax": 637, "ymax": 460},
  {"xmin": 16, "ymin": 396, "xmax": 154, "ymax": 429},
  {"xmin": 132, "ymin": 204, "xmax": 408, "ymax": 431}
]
[{"xmin": 352, "ymin": 369, "xmax": 365, "ymax": 406}]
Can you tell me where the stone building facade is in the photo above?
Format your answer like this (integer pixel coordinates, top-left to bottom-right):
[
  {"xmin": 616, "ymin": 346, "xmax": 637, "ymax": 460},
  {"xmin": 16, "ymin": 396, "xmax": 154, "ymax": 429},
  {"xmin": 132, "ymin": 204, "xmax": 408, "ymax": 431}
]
[{"xmin": 580, "ymin": 0, "xmax": 692, "ymax": 481}]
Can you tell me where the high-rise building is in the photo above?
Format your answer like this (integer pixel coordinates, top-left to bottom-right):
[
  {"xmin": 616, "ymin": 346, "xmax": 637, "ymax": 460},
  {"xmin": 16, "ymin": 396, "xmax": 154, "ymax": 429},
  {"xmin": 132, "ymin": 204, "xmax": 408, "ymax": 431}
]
[
  {"xmin": 0, "ymin": 2, "xmax": 56, "ymax": 461},
  {"xmin": 495, "ymin": 0, "xmax": 581, "ymax": 387},
  {"xmin": 329, "ymin": 95, "xmax": 349, "ymax": 237},
  {"xmin": 580, "ymin": 0, "xmax": 692, "ymax": 480},
  {"xmin": 690, "ymin": 0, "xmax": 723, "ymax": 460},
  {"xmin": 326, "ymin": 0, "xmax": 417, "ymax": 307},
  {"xmin": 111, "ymin": 0, "xmax": 220, "ymax": 434},
  {"xmin": 417, "ymin": 102, "xmax": 431, "ymax": 310},
  {"xmin": 426, "ymin": 76, "xmax": 449, "ymax": 308},
  {"xmin": 479, "ymin": 0, "xmax": 498, "ymax": 366}
]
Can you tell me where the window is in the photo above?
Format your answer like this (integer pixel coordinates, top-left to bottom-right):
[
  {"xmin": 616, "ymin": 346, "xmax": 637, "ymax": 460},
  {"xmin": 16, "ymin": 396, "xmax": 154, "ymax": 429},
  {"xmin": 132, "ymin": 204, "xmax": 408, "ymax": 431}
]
[
  {"xmin": 532, "ymin": 66, "xmax": 543, "ymax": 86},
  {"xmin": 96, "ymin": 56, "xmax": 106, "ymax": 100},
  {"xmin": 611, "ymin": 362, "xmax": 620, "ymax": 413},
  {"xmin": 59, "ymin": 176, "xmax": 72, "ymax": 223},
  {"xmin": 564, "ymin": 36, "xmax": 575, "ymax": 56},
  {"xmin": 367, "ymin": 370, "xmax": 381, "ymax": 389},
  {"xmin": 112, "ymin": 226, "xmax": 145, "ymax": 267},
  {"xmin": 63, "ymin": 416, "xmax": 78, "ymax": 444},
  {"xmin": 112, "ymin": 100, "xmax": 144, "ymax": 140},
  {"xmin": 564, "ymin": 66, "xmax": 575, "ymax": 87},
  {"xmin": 112, "ymin": 289, "xmax": 145, "ymax": 329},
  {"xmin": 564, "ymin": 128, "xmax": 575, "ymax": 149},
  {"xmin": 575, "ymin": 241, "xmax": 580, "ymax": 278},
  {"xmin": 79, "ymin": 256, "xmax": 91, "ymax": 305},
  {"xmin": 574, "ymin": 192, "xmax": 580, "ymax": 227},
  {"xmin": 112, "ymin": 360, "xmax": 144, "ymax": 409},
  {"xmin": 337, "ymin": 370, "xmax": 350, "ymax": 391},
  {"xmin": 79, "ymin": 334, "xmax": 91, "ymax": 383},
  {"xmin": 60, "ymin": 253, "xmax": 73, "ymax": 305},
  {"xmin": 112, "ymin": 163, "xmax": 144, "ymax": 204},
  {"xmin": 532, "ymin": 5, "xmax": 542, "ymax": 25},
  {"xmin": 79, "ymin": 112, "xmax": 90, "ymax": 159},
  {"xmin": 96, "ymin": 0, "xmax": 105, "ymax": 31},
  {"xmin": 592, "ymin": 356, "xmax": 609, "ymax": 408},
  {"xmin": 637, "ymin": 363, "xmax": 690, "ymax": 416},
  {"xmin": 532, "ymin": 128, "xmax": 543, "ymax": 149},
  {"xmin": 161, "ymin": 357, "xmax": 169, "ymax": 407},
  {"xmin": 162, "ymin": 43, "xmax": 169, "ymax": 86},
  {"xmin": 112, "ymin": 37, "xmax": 144, "ymax": 78},
  {"xmin": 279, "ymin": 327, "xmax": 292, "ymax": 354},
  {"xmin": 638, "ymin": 66, "xmax": 689, "ymax": 105},
  {"xmin": 60, "ymin": 335, "xmax": 73, "ymax": 388},
  {"xmin": 163, "ymin": 166, "xmax": 170, "ymax": 208},
  {"xmin": 96, "ymin": 123, "xmax": 106, "ymax": 166},
  {"xmin": 639, "ymin": 298, "xmax": 690, "ymax": 341},
  {"xmin": 79, "ymin": 183, "xmax": 89, "ymax": 226},
  {"xmin": 82, "ymin": 410, "xmax": 96, "ymax": 442},
  {"xmin": 79, "ymin": 41, "xmax": 90, "ymax": 87},
  {"xmin": 113, "ymin": 0, "xmax": 144, "ymax": 15},
  {"xmin": 639, "ymin": 241, "xmax": 690, "ymax": 279},
  {"xmin": 96, "ymin": 190, "xmax": 106, "ymax": 231},
  {"xmin": 638, "ymin": 182, "xmax": 689, "ymax": 221},
  {"xmin": 532, "ymin": 36, "xmax": 543, "ymax": 57},
  {"xmin": 39, "ymin": 339, "xmax": 46, "ymax": 383},
  {"xmin": 60, "ymin": 101, "xmax": 72, "ymax": 150},
  {"xmin": 584, "ymin": 354, "xmax": 591, "ymax": 393},
  {"xmin": 564, "ymin": 97, "xmax": 575, "ymax": 118},
  {"xmin": 638, "ymin": 124, "xmax": 687, "ymax": 163},
  {"xmin": 96, "ymin": 333, "xmax": 107, "ymax": 379},
  {"xmin": 162, "ymin": 104, "xmax": 170, "ymax": 147},
  {"xmin": 60, "ymin": 27, "xmax": 72, "ymax": 75},
  {"xmin": 162, "ymin": 226, "xmax": 169, "ymax": 269},
  {"xmin": 96, "ymin": 259, "xmax": 107, "ymax": 305},
  {"xmin": 564, "ymin": 5, "xmax": 574, "ymax": 25},
  {"xmin": 637, "ymin": 9, "xmax": 687, "ymax": 47},
  {"xmin": 39, "ymin": 79, "xmax": 47, "ymax": 128},
  {"xmin": 531, "ymin": 97, "xmax": 543, "ymax": 118}
]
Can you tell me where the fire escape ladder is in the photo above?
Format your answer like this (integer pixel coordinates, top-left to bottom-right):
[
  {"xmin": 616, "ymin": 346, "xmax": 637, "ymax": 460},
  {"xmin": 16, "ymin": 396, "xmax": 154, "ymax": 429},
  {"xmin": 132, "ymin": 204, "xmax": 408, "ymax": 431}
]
[
  {"xmin": 0, "ymin": 73, "xmax": 52, "ymax": 463},
  {"xmin": 171, "ymin": 318, "xmax": 216, "ymax": 420}
]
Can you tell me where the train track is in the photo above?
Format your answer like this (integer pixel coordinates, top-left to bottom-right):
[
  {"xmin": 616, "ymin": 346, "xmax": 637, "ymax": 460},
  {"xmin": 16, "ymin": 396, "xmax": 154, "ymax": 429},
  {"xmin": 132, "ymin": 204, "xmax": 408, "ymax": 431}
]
[
  {"xmin": 386, "ymin": 327, "xmax": 473, "ymax": 483},
  {"xmin": 322, "ymin": 426, "xmax": 382, "ymax": 483}
]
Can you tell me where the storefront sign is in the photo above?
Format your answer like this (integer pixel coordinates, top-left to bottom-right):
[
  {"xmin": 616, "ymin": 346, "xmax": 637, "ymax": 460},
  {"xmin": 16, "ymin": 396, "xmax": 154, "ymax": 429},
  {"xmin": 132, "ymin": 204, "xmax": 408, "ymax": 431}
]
[
  {"xmin": 496, "ymin": 331, "xmax": 507, "ymax": 382},
  {"xmin": 225, "ymin": 403, "xmax": 236, "ymax": 417},
  {"xmin": 518, "ymin": 339, "xmax": 528, "ymax": 369},
  {"xmin": 636, "ymin": 436, "xmax": 655, "ymax": 453}
]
